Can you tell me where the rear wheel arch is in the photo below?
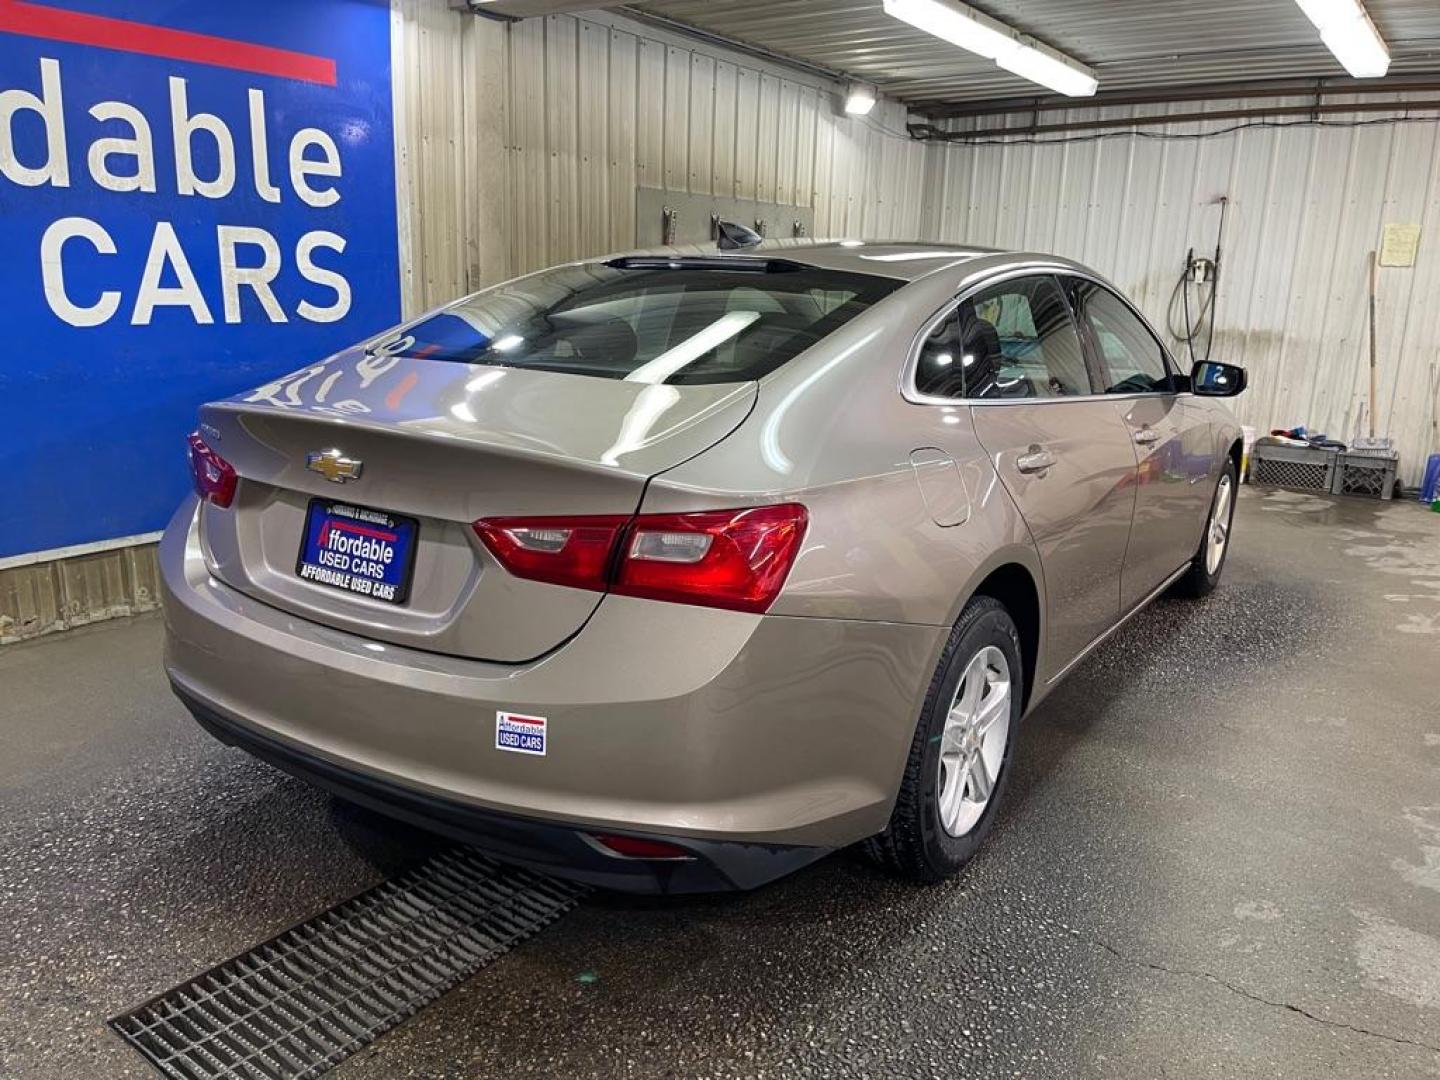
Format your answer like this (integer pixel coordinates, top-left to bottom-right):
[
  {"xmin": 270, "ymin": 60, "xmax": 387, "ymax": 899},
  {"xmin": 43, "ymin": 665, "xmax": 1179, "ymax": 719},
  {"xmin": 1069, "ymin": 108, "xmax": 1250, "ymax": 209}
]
[
  {"xmin": 967, "ymin": 563, "xmax": 1041, "ymax": 713},
  {"xmin": 865, "ymin": 592, "xmax": 1024, "ymax": 881}
]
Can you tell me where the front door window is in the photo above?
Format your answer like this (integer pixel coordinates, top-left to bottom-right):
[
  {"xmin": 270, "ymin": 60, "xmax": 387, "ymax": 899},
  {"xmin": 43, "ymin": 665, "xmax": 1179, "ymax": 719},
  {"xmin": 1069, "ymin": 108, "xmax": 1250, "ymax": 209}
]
[{"xmin": 1074, "ymin": 282, "xmax": 1173, "ymax": 394}]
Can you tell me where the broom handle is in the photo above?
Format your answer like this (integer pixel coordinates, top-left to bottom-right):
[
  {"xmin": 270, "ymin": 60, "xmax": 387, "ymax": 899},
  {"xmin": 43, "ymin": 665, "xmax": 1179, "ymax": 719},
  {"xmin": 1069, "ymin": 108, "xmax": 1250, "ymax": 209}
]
[
  {"xmin": 1432, "ymin": 359, "xmax": 1439, "ymax": 457},
  {"xmin": 1368, "ymin": 250, "xmax": 1379, "ymax": 440}
]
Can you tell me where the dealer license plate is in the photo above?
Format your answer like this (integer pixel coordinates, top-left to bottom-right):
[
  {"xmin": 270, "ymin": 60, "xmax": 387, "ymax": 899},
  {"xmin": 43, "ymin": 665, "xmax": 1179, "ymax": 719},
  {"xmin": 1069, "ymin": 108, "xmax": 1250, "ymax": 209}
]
[{"xmin": 296, "ymin": 499, "xmax": 418, "ymax": 605}]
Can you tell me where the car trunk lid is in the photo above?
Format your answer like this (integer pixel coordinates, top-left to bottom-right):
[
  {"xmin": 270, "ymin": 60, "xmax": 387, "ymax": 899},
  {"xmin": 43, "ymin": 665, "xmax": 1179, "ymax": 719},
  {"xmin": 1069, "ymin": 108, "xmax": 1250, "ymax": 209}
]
[{"xmin": 195, "ymin": 349, "xmax": 755, "ymax": 662}]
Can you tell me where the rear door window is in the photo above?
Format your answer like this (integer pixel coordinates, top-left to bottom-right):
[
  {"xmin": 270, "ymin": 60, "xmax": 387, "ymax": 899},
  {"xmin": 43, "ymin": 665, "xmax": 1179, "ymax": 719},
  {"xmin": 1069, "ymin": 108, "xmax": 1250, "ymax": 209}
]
[
  {"xmin": 372, "ymin": 261, "xmax": 900, "ymax": 385},
  {"xmin": 913, "ymin": 309, "xmax": 965, "ymax": 398},
  {"xmin": 915, "ymin": 275, "xmax": 1091, "ymax": 400},
  {"xmin": 1073, "ymin": 281, "xmax": 1174, "ymax": 394}
]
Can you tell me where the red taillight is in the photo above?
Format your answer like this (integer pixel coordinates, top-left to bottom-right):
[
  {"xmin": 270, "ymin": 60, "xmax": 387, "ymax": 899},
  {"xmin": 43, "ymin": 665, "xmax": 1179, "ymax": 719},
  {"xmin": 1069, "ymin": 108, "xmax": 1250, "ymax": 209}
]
[
  {"xmin": 186, "ymin": 432, "xmax": 237, "ymax": 508},
  {"xmin": 472, "ymin": 503, "xmax": 808, "ymax": 614},
  {"xmin": 589, "ymin": 833, "xmax": 694, "ymax": 860},
  {"xmin": 471, "ymin": 516, "xmax": 629, "ymax": 592},
  {"xmin": 614, "ymin": 504, "xmax": 809, "ymax": 613}
]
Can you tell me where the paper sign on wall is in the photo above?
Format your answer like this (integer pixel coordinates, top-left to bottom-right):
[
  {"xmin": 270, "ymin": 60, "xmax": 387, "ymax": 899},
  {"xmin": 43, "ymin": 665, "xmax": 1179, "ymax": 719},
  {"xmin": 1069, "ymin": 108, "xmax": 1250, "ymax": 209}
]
[{"xmin": 1380, "ymin": 223, "xmax": 1421, "ymax": 267}]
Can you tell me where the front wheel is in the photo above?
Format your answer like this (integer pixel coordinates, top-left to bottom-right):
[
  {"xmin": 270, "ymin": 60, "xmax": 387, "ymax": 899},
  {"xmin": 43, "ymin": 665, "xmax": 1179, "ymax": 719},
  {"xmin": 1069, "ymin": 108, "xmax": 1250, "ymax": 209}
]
[
  {"xmin": 1175, "ymin": 459, "xmax": 1238, "ymax": 598},
  {"xmin": 864, "ymin": 596, "xmax": 1024, "ymax": 883}
]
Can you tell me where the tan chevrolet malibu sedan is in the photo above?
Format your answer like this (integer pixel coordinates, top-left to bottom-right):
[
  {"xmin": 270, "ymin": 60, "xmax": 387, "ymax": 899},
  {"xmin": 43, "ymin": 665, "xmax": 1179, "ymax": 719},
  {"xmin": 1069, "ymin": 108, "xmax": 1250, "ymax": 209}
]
[{"xmin": 161, "ymin": 241, "xmax": 1245, "ymax": 893}]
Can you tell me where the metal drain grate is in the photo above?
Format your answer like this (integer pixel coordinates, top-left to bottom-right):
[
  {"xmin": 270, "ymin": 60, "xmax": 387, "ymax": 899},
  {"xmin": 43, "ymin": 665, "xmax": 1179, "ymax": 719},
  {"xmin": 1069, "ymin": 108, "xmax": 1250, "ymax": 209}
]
[{"xmin": 110, "ymin": 849, "xmax": 585, "ymax": 1079}]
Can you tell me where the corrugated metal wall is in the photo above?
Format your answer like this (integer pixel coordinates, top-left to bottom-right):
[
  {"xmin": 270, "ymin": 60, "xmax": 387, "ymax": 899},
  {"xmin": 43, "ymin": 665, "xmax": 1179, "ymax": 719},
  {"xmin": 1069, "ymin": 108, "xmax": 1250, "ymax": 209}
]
[
  {"xmin": 390, "ymin": 2, "xmax": 929, "ymax": 312},
  {"xmin": 0, "ymin": 544, "xmax": 160, "ymax": 645},
  {"xmin": 391, "ymin": 9, "xmax": 1440, "ymax": 483},
  {"xmin": 924, "ymin": 99, "xmax": 1440, "ymax": 485}
]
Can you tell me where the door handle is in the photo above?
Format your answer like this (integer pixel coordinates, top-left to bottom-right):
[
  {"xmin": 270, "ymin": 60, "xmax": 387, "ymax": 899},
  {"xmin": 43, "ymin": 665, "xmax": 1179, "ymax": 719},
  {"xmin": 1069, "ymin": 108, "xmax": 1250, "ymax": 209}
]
[
  {"xmin": 1133, "ymin": 428, "xmax": 1161, "ymax": 445},
  {"xmin": 1016, "ymin": 449, "xmax": 1056, "ymax": 475}
]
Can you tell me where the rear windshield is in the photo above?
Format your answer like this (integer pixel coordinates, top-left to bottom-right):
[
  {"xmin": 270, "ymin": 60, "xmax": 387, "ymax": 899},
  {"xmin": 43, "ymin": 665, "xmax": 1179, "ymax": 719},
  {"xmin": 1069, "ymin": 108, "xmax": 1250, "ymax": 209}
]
[{"xmin": 373, "ymin": 261, "xmax": 900, "ymax": 384}]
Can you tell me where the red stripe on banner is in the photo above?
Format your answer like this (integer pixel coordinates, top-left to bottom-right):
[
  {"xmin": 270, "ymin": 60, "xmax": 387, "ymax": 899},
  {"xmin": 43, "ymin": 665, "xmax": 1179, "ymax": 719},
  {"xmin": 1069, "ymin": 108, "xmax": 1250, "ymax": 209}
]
[{"xmin": 0, "ymin": 0, "xmax": 337, "ymax": 86}]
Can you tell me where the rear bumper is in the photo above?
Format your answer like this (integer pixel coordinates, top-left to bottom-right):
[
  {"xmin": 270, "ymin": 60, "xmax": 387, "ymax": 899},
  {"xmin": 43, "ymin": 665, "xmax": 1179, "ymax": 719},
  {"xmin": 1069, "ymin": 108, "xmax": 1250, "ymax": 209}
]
[
  {"xmin": 159, "ymin": 498, "xmax": 945, "ymax": 888},
  {"xmin": 176, "ymin": 684, "xmax": 817, "ymax": 892}
]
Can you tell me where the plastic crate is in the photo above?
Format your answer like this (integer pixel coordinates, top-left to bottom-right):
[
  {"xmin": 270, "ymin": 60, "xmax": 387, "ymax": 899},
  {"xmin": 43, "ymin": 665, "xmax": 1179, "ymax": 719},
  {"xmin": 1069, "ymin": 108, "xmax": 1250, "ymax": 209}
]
[
  {"xmin": 1332, "ymin": 451, "xmax": 1398, "ymax": 500},
  {"xmin": 1249, "ymin": 442, "xmax": 1338, "ymax": 493}
]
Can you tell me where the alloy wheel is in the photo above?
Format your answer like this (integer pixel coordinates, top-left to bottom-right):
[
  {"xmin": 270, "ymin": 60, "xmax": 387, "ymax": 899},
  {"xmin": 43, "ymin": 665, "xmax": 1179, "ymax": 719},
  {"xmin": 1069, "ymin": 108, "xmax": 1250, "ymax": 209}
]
[
  {"xmin": 936, "ymin": 645, "xmax": 1012, "ymax": 837},
  {"xmin": 1206, "ymin": 474, "xmax": 1233, "ymax": 575}
]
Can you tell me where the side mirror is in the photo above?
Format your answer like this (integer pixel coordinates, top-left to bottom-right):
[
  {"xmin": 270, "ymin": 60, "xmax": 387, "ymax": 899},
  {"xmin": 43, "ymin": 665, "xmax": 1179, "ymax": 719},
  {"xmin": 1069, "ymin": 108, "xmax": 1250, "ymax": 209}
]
[{"xmin": 1191, "ymin": 360, "xmax": 1247, "ymax": 397}]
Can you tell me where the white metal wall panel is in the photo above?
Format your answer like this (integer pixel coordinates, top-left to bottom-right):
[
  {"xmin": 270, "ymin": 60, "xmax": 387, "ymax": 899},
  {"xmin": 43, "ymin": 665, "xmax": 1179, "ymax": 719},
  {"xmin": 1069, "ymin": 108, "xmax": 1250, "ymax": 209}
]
[
  {"xmin": 928, "ymin": 103, "xmax": 1440, "ymax": 484},
  {"xmin": 795, "ymin": 86, "xmax": 818, "ymax": 218},
  {"xmin": 392, "ymin": 0, "xmax": 475, "ymax": 312},
  {"xmin": 811, "ymin": 105, "xmax": 836, "ymax": 233},
  {"xmin": 712, "ymin": 60, "xmax": 738, "ymax": 199},
  {"xmin": 756, "ymin": 74, "xmax": 781, "ymax": 206},
  {"xmin": 636, "ymin": 38, "xmax": 666, "ymax": 193},
  {"xmin": 688, "ymin": 53, "xmax": 715, "ymax": 196},
  {"xmin": 776, "ymin": 80, "xmax": 799, "ymax": 209},
  {"xmin": 733, "ymin": 66, "xmax": 759, "ymax": 202},
  {"xmin": 607, "ymin": 28, "xmax": 640, "ymax": 252},
  {"xmin": 546, "ymin": 18, "xmax": 582, "ymax": 267},
  {"xmin": 510, "ymin": 18, "xmax": 549, "ymax": 281},
  {"xmin": 463, "ymin": 13, "xmax": 511, "ymax": 291},
  {"xmin": 577, "ymin": 20, "xmax": 611, "ymax": 260},
  {"xmin": 663, "ymin": 46, "xmax": 691, "ymax": 192},
  {"xmin": 391, "ymin": 1, "xmax": 928, "ymax": 306}
]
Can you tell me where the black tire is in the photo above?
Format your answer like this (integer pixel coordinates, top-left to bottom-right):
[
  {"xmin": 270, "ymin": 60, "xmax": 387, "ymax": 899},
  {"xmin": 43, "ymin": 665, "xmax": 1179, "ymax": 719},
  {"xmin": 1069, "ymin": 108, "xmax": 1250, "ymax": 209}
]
[
  {"xmin": 1174, "ymin": 458, "xmax": 1238, "ymax": 599},
  {"xmin": 863, "ymin": 595, "xmax": 1024, "ymax": 883}
]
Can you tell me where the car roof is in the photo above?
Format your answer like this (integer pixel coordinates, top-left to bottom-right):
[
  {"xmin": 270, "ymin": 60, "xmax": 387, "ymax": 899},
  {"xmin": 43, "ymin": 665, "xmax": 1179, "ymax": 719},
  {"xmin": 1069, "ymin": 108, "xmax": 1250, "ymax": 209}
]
[{"xmin": 608, "ymin": 239, "xmax": 1008, "ymax": 282}]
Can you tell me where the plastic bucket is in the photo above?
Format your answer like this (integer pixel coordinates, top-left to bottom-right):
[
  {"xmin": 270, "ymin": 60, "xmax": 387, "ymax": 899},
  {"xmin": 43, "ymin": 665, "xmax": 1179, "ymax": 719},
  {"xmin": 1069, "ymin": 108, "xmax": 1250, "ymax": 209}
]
[{"xmin": 1423, "ymin": 454, "xmax": 1440, "ymax": 503}]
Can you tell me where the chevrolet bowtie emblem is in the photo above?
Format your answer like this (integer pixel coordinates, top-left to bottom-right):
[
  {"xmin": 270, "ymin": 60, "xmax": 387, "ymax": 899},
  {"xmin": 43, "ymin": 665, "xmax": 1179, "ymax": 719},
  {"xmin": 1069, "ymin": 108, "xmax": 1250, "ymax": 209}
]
[{"xmin": 306, "ymin": 449, "xmax": 364, "ymax": 484}]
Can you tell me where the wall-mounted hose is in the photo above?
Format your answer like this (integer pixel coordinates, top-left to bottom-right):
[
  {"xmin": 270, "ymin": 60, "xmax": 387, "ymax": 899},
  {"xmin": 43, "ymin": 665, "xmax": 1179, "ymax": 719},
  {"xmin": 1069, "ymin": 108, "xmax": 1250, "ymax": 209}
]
[{"xmin": 1167, "ymin": 197, "xmax": 1228, "ymax": 366}]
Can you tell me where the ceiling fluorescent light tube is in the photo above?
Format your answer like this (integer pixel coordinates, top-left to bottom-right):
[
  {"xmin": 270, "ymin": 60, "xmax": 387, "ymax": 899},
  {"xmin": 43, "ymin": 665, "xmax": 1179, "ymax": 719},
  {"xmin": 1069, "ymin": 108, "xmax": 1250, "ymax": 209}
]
[
  {"xmin": 998, "ymin": 42, "xmax": 1098, "ymax": 97},
  {"xmin": 1293, "ymin": 0, "xmax": 1362, "ymax": 31},
  {"xmin": 1319, "ymin": 15, "xmax": 1390, "ymax": 77},
  {"xmin": 882, "ymin": 0, "xmax": 1097, "ymax": 97},
  {"xmin": 1293, "ymin": 0, "xmax": 1390, "ymax": 77},
  {"xmin": 844, "ymin": 82, "xmax": 878, "ymax": 115},
  {"xmin": 880, "ymin": 0, "xmax": 1017, "ymax": 60}
]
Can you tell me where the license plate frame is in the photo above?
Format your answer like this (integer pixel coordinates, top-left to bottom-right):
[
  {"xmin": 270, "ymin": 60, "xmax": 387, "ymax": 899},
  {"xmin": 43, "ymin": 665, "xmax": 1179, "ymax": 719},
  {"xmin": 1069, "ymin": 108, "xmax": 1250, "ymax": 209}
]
[{"xmin": 295, "ymin": 499, "xmax": 419, "ymax": 606}]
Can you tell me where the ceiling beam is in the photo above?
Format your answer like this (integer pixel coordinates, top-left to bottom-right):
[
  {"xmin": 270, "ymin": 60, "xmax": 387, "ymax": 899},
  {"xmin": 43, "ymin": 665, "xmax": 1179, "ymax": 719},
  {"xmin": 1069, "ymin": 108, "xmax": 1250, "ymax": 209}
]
[
  {"xmin": 911, "ymin": 96, "xmax": 1440, "ymax": 141},
  {"xmin": 452, "ymin": 1, "xmax": 850, "ymax": 85},
  {"xmin": 615, "ymin": 7, "xmax": 849, "ymax": 82},
  {"xmin": 910, "ymin": 73, "xmax": 1440, "ymax": 120},
  {"xmin": 451, "ymin": 0, "xmax": 630, "ymax": 18}
]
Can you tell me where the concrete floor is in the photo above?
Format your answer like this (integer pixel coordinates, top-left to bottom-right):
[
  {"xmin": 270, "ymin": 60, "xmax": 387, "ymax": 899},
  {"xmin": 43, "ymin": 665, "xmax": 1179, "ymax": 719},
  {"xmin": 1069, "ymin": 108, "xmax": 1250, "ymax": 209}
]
[{"xmin": 2, "ymin": 487, "xmax": 1439, "ymax": 1079}]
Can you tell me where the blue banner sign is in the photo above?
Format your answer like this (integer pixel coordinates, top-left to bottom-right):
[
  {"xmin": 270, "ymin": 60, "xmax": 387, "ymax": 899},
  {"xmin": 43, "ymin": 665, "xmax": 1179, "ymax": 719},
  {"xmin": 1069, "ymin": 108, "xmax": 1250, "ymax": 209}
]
[{"xmin": 0, "ymin": 0, "xmax": 400, "ymax": 559}]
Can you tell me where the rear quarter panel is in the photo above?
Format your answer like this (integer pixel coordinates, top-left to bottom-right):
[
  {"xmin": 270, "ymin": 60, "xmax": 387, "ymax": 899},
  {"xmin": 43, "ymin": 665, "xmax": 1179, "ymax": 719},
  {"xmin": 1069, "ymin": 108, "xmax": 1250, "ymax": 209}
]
[{"xmin": 640, "ymin": 266, "xmax": 1045, "ymax": 635}]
